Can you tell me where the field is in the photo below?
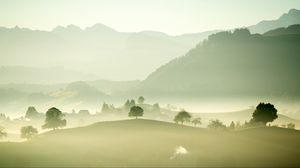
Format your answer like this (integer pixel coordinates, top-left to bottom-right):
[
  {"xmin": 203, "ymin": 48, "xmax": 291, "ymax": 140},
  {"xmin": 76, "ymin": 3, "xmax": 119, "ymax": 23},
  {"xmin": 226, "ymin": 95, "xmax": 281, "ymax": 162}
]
[{"xmin": 0, "ymin": 119, "xmax": 300, "ymax": 167}]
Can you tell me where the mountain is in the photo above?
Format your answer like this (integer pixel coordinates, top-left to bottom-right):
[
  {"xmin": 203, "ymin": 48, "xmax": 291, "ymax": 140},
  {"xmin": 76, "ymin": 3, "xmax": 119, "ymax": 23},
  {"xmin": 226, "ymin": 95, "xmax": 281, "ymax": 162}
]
[
  {"xmin": 1, "ymin": 9, "xmax": 299, "ymax": 81},
  {"xmin": 0, "ymin": 24, "xmax": 216, "ymax": 81},
  {"xmin": 88, "ymin": 79, "xmax": 140, "ymax": 95},
  {"xmin": 0, "ymin": 66, "xmax": 99, "ymax": 84},
  {"xmin": 264, "ymin": 24, "xmax": 300, "ymax": 36},
  {"xmin": 1, "ymin": 119, "xmax": 300, "ymax": 167},
  {"xmin": 136, "ymin": 28, "xmax": 300, "ymax": 98},
  {"xmin": 249, "ymin": 8, "xmax": 300, "ymax": 33}
]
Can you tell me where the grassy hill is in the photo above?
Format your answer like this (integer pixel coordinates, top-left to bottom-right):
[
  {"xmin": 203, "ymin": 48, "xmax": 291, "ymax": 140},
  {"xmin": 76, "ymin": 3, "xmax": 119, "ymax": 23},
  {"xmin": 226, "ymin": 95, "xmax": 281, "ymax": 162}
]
[{"xmin": 0, "ymin": 119, "xmax": 300, "ymax": 167}]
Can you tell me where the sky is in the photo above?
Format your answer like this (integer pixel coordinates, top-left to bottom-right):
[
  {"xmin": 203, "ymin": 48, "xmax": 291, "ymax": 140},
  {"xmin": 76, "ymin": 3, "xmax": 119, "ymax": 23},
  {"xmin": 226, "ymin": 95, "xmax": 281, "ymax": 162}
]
[{"xmin": 0, "ymin": 0, "xmax": 300, "ymax": 35}]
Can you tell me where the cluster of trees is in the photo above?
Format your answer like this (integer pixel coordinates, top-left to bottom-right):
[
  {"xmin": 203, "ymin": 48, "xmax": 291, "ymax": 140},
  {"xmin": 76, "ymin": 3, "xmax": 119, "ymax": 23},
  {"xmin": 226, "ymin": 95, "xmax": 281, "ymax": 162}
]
[
  {"xmin": 101, "ymin": 103, "xmax": 119, "ymax": 113},
  {"xmin": 0, "ymin": 107, "xmax": 68, "ymax": 141},
  {"xmin": 207, "ymin": 119, "xmax": 227, "ymax": 129},
  {"xmin": 25, "ymin": 106, "xmax": 43, "ymax": 120},
  {"xmin": 172, "ymin": 111, "xmax": 227, "ymax": 129},
  {"xmin": 20, "ymin": 126, "xmax": 38, "ymax": 139},
  {"xmin": 0, "ymin": 101, "xmax": 297, "ymax": 141},
  {"xmin": 0, "ymin": 113, "xmax": 10, "ymax": 121},
  {"xmin": 173, "ymin": 103, "xmax": 296, "ymax": 130},
  {"xmin": 173, "ymin": 111, "xmax": 202, "ymax": 127},
  {"xmin": 124, "ymin": 99, "xmax": 136, "ymax": 112},
  {"xmin": 101, "ymin": 96, "xmax": 160, "ymax": 115},
  {"xmin": 101, "ymin": 96, "xmax": 146, "ymax": 114}
]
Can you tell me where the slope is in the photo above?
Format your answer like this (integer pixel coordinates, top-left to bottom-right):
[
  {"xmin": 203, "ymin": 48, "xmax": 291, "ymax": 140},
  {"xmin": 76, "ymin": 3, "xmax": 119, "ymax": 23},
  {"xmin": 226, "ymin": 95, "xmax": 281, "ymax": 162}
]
[
  {"xmin": 248, "ymin": 8, "xmax": 300, "ymax": 33},
  {"xmin": 137, "ymin": 28, "xmax": 300, "ymax": 98},
  {"xmin": 0, "ymin": 119, "xmax": 300, "ymax": 167}
]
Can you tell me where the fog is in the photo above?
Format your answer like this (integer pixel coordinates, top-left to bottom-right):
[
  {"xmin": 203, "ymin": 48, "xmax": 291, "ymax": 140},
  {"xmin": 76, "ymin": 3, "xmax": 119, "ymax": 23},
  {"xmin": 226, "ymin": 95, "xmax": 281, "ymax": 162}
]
[{"xmin": 1, "ymin": 3, "xmax": 300, "ymax": 167}]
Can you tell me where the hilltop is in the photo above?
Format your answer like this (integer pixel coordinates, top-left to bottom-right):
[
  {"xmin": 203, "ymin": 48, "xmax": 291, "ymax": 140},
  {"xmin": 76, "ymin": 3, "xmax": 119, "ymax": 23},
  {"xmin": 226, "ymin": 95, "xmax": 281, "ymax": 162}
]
[{"xmin": 0, "ymin": 119, "xmax": 300, "ymax": 167}]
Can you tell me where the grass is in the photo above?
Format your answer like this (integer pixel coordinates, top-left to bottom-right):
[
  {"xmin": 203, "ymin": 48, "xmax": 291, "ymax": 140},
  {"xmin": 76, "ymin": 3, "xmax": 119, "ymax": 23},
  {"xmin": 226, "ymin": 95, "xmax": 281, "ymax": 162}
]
[{"xmin": 0, "ymin": 119, "xmax": 300, "ymax": 167}]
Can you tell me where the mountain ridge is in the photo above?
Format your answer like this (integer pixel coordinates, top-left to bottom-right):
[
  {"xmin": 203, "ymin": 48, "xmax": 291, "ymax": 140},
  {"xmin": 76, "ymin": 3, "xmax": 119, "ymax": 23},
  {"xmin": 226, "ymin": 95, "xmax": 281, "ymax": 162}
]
[{"xmin": 135, "ymin": 27, "xmax": 300, "ymax": 98}]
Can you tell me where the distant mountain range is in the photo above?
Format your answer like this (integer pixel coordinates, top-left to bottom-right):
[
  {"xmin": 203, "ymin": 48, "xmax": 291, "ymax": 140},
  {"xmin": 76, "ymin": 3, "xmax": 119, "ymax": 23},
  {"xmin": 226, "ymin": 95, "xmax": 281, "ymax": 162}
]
[
  {"xmin": 248, "ymin": 8, "xmax": 300, "ymax": 33},
  {"xmin": 135, "ymin": 26, "xmax": 300, "ymax": 98},
  {"xmin": 0, "ymin": 66, "xmax": 99, "ymax": 84},
  {"xmin": 0, "ymin": 24, "xmax": 216, "ymax": 81},
  {"xmin": 0, "ymin": 9, "xmax": 300, "ymax": 82}
]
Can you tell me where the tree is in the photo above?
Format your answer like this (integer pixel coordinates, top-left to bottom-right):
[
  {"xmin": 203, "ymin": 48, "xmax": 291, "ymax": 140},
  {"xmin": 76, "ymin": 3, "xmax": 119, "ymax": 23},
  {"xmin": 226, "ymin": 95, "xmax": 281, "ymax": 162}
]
[
  {"xmin": 124, "ymin": 99, "xmax": 131, "ymax": 111},
  {"xmin": 25, "ymin": 106, "xmax": 39, "ymax": 119},
  {"xmin": 251, "ymin": 103, "xmax": 278, "ymax": 125},
  {"xmin": 236, "ymin": 121, "xmax": 241, "ymax": 129},
  {"xmin": 174, "ymin": 111, "xmax": 192, "ymax": 124},
  {"xmin": 0, "ymin": 113, "xmax": 9, "ymax": 121},
  {"xmin": 129, "ymin": 99, "xmax": 136, "ymax": 107},
  {"xmin": 0, "ymin": 126, "xmax": 7, "ymax": 139},
  {"xmin": 78, "ymin": 110, "xmax": 90, "ymax": 116},
  {"xmin": 229, "ymin": 121, "xmax": 235, "ymax": 130},
  {"xmin": 191, "ymin": 118, "xmax": 202, "ymax": 127},
  {"xmin": 129, "ymin": 106, "xmax": 144, "ymax": 119},
  {"xmin": 20, "ymin": 126, "xmax": 38, "ymax": 140},
  {"xmin": 137, "ymin": 96, "xmax": 145, "ymax": 104},
  {"xmin": 42, "ymin": 107, "xmax": 66, "ymax": 130},
  {"xmin": 101, "ymin": 102, "xmax": 110, "ymax": 113},
  {"xmin": 207, "ymin": 119, "xmax": 226, "ymax": 129},
  {"xmin": 152, "ymin": 103, "xmax": 160, "ymax": 112},
  {"xmin": 287, "ymin": 123, "xmax": 295, "ymax": 129}
]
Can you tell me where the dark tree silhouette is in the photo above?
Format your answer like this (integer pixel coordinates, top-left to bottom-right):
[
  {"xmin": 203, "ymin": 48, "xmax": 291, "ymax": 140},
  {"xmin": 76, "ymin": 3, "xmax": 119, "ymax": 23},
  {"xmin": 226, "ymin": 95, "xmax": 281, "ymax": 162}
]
[
  {"xmin": 78, "ymin": 110, "xmax": 90, "ymax": 116},
  {"xmin": 129, "ymin": 106, "xmax": 144, "ymax": 119},
  {"xmin": 229, "ymin": 121, "xmax": 235, "ymax": 130},
  {"xmin": 207, "ymin": 119, "xmax": 226, "ymax": 129},
  {"xmin": 174, "ymin": 111, "xmax": 192, "ymax": 124},
  {"xmin": 287, "ymin": 123, "xmax": 295, "ymax": 129},
  {"xmin": 129, "ymin": 99, "xmax": 136, "ymax": 107},
  {"xmin": 42, "ymin": 107, "xmax": 66, "ymax": 130},
  {"xmin": 0, "ymin": 126, "xmax": 7, "ymax": 139},
  {"xmin": 25, "ymin": 106, "xmax": 39, "ymax": 119},
  {"xmin": 137, "ymin": 96, "xmax": 145, "ymax": 104},
  {"xmin": 251, "ymin": 103, "xmax": 278, "ymax": 125},
  {"xmin": 192, "ymin": 117, "xmax": 202, "ymax": 127},
  {"xmin": 101, "ymin": 102, "xmax": 110, "ymax": 113},
  {"xmin": 124, "ymin": 99, "xmax": 131, "ymax": 111},
  {"xmin": 20, "ymin": 126, "xmax": 38, "ymax": 140},
  {"xmin": 0, "ymin": 113, "xmax": 9, "ymax": 121},
  {"xmin": 152, "ymin": 103, "xmax": 160, "ymax": 112}
]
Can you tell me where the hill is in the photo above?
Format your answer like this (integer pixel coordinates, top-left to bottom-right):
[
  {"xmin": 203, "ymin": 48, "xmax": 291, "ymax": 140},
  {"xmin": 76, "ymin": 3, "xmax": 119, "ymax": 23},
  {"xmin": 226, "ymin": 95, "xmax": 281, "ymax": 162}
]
[
  {"xmin": 0, "ymin": 79, "xmax": 141, "ymax": 116},
  {"xmin": 136, "ymin": 28, "xmax": 300, "ymax": 98},
  {"xmin": 249, "ymin": 8, "xmax": 300, "ymax": 33},
  {"xmin": 0, "ymin": 119, "xmax": 300, "ymax": 167},
  {"xmin": 0, "ymin": 81, "xmax": 108, "ymax": 116}
]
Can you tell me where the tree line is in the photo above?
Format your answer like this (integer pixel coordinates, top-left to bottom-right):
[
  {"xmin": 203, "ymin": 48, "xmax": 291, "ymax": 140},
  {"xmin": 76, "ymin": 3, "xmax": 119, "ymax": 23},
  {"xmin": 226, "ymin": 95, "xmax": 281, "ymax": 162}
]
[{"xmin": 0, "ymin": 101, "xmax": 296, "ymax": 141}]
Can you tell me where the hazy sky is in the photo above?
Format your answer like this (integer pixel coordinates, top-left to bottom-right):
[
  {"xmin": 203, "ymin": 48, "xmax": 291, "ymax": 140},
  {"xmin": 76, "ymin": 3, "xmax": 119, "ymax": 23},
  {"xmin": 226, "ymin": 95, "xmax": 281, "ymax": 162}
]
[{"xmin": 0, "ymin": 0, "xmax": 300, "ymax": 35}]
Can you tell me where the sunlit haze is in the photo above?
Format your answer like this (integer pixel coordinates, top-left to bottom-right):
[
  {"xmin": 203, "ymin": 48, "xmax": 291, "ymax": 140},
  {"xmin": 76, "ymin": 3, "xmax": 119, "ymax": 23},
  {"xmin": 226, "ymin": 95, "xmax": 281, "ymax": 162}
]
[{"xmin": 0, "ymin": 0, "xmax": 299, "ymax": 35}]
